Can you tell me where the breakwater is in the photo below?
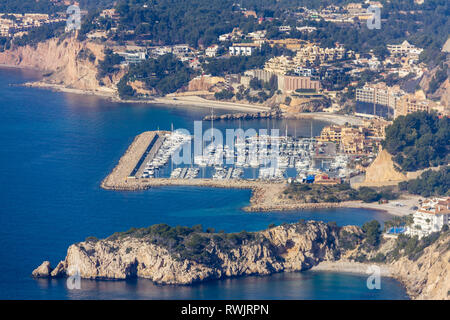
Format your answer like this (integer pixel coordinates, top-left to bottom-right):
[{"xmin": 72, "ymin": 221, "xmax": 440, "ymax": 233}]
[{"xmin": 203, "ymin": 110, "xmax": 281, "ymax": 121}]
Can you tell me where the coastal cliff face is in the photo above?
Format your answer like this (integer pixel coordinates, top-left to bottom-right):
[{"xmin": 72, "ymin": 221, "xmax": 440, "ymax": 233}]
[
  {"xmin": 33, "ymin": 221, "xmax": 450, "ymax": 299},
  {"xmin": 34, "ymin": 221, "xmax": 345, "ymax": 285},
  {"xmin": 391, "ymin": 234, "xmax": 450, "ymax": 300},
  {"xmin": 0, "ymin": 37, "xmax": 113, "ymax": 93}
]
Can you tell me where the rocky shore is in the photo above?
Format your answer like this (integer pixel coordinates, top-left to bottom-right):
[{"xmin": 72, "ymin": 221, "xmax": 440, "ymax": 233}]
[
  {"xmin": 31, "ymin": 221, "xmax": 350, "ymax": 283},
  {"xmin": 32, "ymin": 221, "xmax": 450, "ymax": 299}
]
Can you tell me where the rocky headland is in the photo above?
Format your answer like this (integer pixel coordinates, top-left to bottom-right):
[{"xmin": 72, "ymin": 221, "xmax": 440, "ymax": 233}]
[{"xmin": 33, "ymin": 221, "xmax": 450, "ymax": 299}]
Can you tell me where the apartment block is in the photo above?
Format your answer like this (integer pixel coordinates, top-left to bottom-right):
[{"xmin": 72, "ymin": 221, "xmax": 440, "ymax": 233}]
[
  {"xmin": 356, "ymin": 82, "xmax": 404, "ymax": 110},
  {"xmin": 278, "ymin": 75, "xmax": 321, "ymax": 92},
  {"xmin": 394, "ymin": 90, "xmax": 437, "ymax": 118}
]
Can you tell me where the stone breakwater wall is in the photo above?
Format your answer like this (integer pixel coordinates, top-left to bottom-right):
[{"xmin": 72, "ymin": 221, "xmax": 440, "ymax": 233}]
[
  {"xmin": 101, "ymin": 131, "xmax": 165, "ymax": 190},
  {"xmin": 203, "ymin": 110, "xmax": 281, "ymax": 121},
  {"xmin": 246, "ymin": 201, "xmax": 350, "ymax": 212}
]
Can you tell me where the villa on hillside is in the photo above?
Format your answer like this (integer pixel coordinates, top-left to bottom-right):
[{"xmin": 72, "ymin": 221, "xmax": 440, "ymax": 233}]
[{"xmin": 407, "ymin": 197, "xmax": 450, "ymax": 239}]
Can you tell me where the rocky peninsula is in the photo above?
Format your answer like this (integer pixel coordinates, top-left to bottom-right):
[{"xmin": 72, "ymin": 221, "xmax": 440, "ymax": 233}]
[{"xmin": 33, "ymin": 221, "xmax": 450, "ymax": 299}]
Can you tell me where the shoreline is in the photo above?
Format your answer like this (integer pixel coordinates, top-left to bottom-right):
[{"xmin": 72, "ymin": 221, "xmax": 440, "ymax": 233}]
[
  {"xmin": 1, "ymin": 66, "xmax": 362, "ymax": 124},
  {"xmin": 23, "ymin": 80, "xmax": 273, "ymax": 113}
]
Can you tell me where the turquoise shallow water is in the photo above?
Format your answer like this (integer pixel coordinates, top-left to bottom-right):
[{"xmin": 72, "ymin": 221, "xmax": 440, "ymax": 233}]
[{"xmin": 0, "ymin": 68, "xmax": 408, "ymax": 299}]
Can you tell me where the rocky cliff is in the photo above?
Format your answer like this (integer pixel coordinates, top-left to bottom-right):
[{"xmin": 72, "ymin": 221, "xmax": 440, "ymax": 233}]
[
  {"xmin": 279, "ymin": 97, "xmax": 330, "ymax": 114},
  {"xmin": 33, "ymin": 221, "xmax": 346, "ymax": 284},
  {"xmin": 0, "ymin": 37, "xmax": 116, "ymax": 94},
  {"xmin": 391, "ymin": 233, "xmax": 450, "ymax": 300},
  {"xmin": 33, "ymin": 221, "xmax": 449, "ymax": 299}
]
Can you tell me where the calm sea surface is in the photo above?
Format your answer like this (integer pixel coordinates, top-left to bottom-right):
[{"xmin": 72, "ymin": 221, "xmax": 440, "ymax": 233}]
[{"xmin": 0, "ymin": 68, "xmax": 408, "ymax": 299}]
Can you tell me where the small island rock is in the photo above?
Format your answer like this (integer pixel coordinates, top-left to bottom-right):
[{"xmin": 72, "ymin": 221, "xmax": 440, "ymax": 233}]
[{"xmin": 31, "ymin": 261, "xmax": 53, "ymax": 278}]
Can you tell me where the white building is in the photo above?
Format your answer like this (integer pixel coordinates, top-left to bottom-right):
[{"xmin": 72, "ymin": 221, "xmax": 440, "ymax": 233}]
[
  {"xmin": 172, "ymin": 45, "xmax": 190, "ymax": 55},
  {"xmin": 296, "ymin": 26, "xmax": 317, "ymax": 33},
  {"xmin": 229, "ymin": 44, "xmax": 259, "ymax": 56},
  {"xmin": 247, "ymin": 30, "xmax": 266, "ymax": 40},
  {"xmin": 116, "ymin": 51, "xmax": 147, "ymax": 65},
  {"xmin": 356, "ymin": 82, "xmax": 405, "ymax": 110},
  {"xmin": 278, "ymin": 25, "xmax": 292, "ymax": 32},
  {"xmin": 407, "ymin": 197, "xmax": 450, "ymax": 239},
  {"xmin": 387, "ymin": 40, "xmax": 423, "ymax": 56},
  {"xmin": 295, "ymin": 67, "xmax": 313, "ymax": 77},
  {"xmin": 205, "ymin": 45, "xmax": 219, "ymax": 57}
]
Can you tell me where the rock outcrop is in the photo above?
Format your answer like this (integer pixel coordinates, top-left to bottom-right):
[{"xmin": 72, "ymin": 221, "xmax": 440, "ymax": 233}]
[
  {"xmin": 359, "ymin": 149, "xmax": 407, "ymax": 186},
  {"xmin": 35, "ymin": 221, "xmax": 344, "ymax": 285},
  {"xmin": 279, "ymin": 97, "xmax": 330, "ymax": 114},
  {"xmin": 187, "ymin": 76, "xmax": 225, "ymax": 92},
  {"xmin": 31, "ymin": 261, "xmax": 53, "ymax": 278},
  {"xmin": 0, "ymin": 37, "xmax": 115, "ymax": 94},
  {"xmin": 391, "ymin": 234, "xmax": 450, "ymax": 300},
  {"xmin": 33, "ymin": 222, "xmax": 450, "ymax": 299}
]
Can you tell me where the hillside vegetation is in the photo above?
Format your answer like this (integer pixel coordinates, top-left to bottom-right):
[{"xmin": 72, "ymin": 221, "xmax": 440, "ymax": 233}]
[
  {"xmin": 383, "ymin": 112, "xmax": 449, "ymax": 172},
  {"xmin": 399, "ymin": 166, "xmax": 450, "ymax": 197}
]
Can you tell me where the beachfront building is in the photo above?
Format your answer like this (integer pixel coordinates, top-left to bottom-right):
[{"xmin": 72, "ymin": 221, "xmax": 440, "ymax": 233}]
[
  {"xmin": 407, "ymin": 197, "xmax": 450, "ymax": 239},
  {"xmin": 318, "ymin": 120, "xmax": 386, "ymax": 155},
  {"xmin": 356, "ymin": 82, "xmax": 405, "ymax": 111},
  {"xmin": 318, "ymin": 125, "xmax": 342, "ymax": 143},
  {"xmin": 277, "ymin": 75, "xmax": 321, "ymax": 93}
]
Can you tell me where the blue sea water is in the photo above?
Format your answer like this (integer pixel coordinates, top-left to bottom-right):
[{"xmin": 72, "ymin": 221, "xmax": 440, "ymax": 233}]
[{"xmin": 0, "ymin": 68, "xmax": 408, "ymax": 300}]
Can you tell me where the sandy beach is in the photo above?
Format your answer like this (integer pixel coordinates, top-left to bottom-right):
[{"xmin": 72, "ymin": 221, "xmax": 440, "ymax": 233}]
[
  {"xmin": 20, "ymin": 79, "xmax": 365, "ymax": 125},
  {"xmin": 23, "ymin": 81, "xmax": 271, "ymax": 113}
]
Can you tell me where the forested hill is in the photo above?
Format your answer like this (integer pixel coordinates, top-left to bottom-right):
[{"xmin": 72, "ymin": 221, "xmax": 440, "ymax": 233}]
[
  {"xmin": 383, "ymin": 112, "xmax": 450, "ymax": 172},
  {"xmin": 0, "ymin": 0, "xmax": 62, "ymax": 13},
  {"xmin": 0, "ymin": 0, "xmax": 119, "ymax": 13}
]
